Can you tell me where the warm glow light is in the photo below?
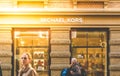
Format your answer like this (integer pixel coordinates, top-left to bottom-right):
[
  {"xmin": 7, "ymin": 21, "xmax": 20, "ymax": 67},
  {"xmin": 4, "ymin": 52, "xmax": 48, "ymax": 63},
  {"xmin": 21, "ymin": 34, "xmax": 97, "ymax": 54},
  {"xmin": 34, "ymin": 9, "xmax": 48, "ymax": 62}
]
[
  {"xmin": 0, "ymin": 8, "xmax": 95, "ymax": 14},
  {"xmin": 15, "ymin": 31, "xmax": 20, "ymax": 38},
  {"xmin": 38, "ymin": 31, "xmax": 48, "ymax": 38},
  {"xmin": 20, "ymin": 41, "xmax": 24, "ymax": 45},
  {"xmin": 14, "ymin": 31, "xmax": 48, "ymax": 38},
  {"xmin": 0, "ymin": 8, "xmax": 72, "ymax": 13}
]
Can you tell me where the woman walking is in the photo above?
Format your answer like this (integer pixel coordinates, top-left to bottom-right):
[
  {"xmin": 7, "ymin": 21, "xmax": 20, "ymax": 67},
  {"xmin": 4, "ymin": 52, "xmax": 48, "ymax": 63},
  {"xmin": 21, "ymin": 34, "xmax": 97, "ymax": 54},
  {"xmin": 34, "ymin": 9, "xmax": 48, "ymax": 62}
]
[{"xmin": 18, "ymin": 52, "xmax": 38, "ymax": 76}]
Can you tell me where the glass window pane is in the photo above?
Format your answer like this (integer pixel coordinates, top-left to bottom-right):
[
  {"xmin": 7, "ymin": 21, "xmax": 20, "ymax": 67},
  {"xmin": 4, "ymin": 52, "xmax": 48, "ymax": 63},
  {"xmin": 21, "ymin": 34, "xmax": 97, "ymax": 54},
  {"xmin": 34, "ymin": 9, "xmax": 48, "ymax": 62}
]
[
  {"xmin": 72, "ymin": 31, "xmax": 87, "ymax": 46},
  {"xmin": 71, "ymin": 29, "xmax": 108, "ymax": 76},
  {"xmin": 72, "ymin": 38, "xmax": 87, "ymax": 46},
  {"xmin": 17, "ymin": 37, "xmax": 33, "ymax": 46},
  {"xmin": 33, "ymin": 48, "xmax": 49, "ymax": 73},
  {"xmin": 72, "ymin": 48, "xmax": 87, "ymax": 68},
  {"xmin": 88, "ymin": 32, "xmax": 101, "ymax": 46},
  {"xmin": 88, "ymin": 48, "xmax": 106, "ymax": 76},
  {"xmin": 33, "ymin": 38, "xmax": 48, "ymax": 46},
  {"xmin": 14, "ymin": 29, "xmax": 49, "ymax": 76}
]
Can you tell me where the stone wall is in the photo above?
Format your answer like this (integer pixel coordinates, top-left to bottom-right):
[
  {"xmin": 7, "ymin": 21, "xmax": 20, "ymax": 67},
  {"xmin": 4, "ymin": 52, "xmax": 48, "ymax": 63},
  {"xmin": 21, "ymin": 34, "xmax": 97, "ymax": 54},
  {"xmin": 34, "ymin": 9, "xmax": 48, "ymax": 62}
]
[
  {"xmin": 0, "ymin": 28, "xmax": 12, "ymax": 76},
  {"xmin": 48, "ymin": 0, "xmax": 73, "ymax": 8},
  {"xmin": 0, "ymin": 0, "xmax": 120, "ymax": 9},
  {"xmin": 50, "ymin": 27, "xmax": 71, "ymax": 76},
  {"xmin": 109, "ymin": 30, "xmax": 120, "ymax": 76},
  {"xmin": 108, "ymin": 3, "xmax": 120, "ymax": 8}
]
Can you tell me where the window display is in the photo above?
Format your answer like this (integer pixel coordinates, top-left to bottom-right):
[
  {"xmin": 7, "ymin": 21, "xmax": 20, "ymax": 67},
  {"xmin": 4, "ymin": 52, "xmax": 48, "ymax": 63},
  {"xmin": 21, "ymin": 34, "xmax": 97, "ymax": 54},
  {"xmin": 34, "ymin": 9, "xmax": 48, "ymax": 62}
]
[
  {"xmin": 71, "ymin": 30, "xmax": 108, "ymax": 76},
  {"xmin": 14, "ymin": 29, "xmax": 49, "ymax": 76},
  {"xmin": 33, "ymin": 48, "xmax": 48, "ymax": 71}
]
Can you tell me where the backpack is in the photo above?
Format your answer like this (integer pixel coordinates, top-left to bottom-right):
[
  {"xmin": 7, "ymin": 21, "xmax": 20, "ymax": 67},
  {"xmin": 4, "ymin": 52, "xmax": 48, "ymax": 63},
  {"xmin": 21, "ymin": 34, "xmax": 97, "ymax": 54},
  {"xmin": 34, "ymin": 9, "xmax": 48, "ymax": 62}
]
[{"xmin": 61, "ymin": 68, "xmax": 69, "ymax": 76}]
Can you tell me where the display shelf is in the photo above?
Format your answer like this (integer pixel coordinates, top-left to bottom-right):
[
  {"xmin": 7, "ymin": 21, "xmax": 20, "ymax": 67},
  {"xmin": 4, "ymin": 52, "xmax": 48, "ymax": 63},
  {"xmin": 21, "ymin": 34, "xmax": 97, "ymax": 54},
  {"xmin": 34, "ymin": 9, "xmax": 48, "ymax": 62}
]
[
  {"xmin": 33, "ymin": 48, "xmax": 48, "ymax": 72},
  {"xmin": 33, "ymin": 51, "xmax": 44, "ymax": 59},
  {"xmin": 14, "ymin": 29, "xmax": 49, "ymax": 76},
  {"xmin": 73, "ymin": 47, "xmax": 106, "ymax": 75},
  {"xmin": 71, "ymin": 31, "xmax": 107, "ymax": 76}
]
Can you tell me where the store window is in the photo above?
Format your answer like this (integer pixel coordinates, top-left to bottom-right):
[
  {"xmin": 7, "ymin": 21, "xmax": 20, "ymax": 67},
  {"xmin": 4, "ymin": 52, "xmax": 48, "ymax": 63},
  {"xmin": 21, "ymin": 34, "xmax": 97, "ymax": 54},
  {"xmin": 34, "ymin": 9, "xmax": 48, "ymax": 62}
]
[
  {"xmin": 13, "ymin": 28, "xmax": 50, "ymax": 76},
  {"xmin": 71, "ymin": 28, "xmax": 109, "ymax": 76}
]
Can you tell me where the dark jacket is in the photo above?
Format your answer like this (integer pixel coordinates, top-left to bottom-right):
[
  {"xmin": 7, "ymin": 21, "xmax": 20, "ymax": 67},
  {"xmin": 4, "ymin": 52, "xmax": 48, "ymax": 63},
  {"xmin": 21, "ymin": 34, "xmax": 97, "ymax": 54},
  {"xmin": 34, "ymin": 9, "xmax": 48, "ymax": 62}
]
[
  {"xmin": 70, "ymin": 63, "xmax": 82, "ymax": 76},
  {"xmin": 0, "ymin": 66, "xmax": 2, "ymax": 76}
]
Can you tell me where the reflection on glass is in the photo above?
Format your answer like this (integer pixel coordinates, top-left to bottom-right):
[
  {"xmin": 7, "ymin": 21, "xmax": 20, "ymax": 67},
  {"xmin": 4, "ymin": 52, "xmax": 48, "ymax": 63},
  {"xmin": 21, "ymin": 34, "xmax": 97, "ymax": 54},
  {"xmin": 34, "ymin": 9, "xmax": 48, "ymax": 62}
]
[
  {"xmin": 72, "ymin": 32, "xmax": 87, "ymax": 46},
  {"xmin": 14, "ymin": 30, "xmax": 49, "ymax": 76},
  {"xmin": 71, "ymin": 30, "xmax": 107, "ymax": 76}
]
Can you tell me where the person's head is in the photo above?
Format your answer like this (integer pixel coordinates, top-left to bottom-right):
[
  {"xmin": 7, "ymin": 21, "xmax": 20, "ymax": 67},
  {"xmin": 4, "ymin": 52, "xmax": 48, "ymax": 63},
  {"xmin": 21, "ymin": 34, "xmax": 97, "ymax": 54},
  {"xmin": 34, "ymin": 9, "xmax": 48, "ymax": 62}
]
[
  {"xmin": 20, "ymin": 52, "xmax": 32, "ymax": 66},
  {"xmin": 71, "ymin": 58, "xmax": 77, "ymax": 65}
]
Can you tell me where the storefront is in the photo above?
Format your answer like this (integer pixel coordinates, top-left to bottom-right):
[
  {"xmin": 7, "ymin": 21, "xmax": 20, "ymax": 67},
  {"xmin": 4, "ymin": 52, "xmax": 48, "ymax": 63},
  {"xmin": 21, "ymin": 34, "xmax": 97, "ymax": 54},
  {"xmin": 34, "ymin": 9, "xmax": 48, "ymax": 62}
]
[
  {"xmin": 12, "ymin": 27, "xmax": 109, "ymax": 76},
  {"xmin": 0, "ymin": 1, "xmax": 120, "ymax": 76}
]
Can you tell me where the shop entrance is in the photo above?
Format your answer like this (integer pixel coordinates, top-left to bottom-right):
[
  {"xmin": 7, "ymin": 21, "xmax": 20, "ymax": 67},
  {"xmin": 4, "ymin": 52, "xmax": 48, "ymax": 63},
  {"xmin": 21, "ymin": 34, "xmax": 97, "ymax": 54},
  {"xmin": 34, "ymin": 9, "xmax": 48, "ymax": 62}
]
[
  {"xmin": 71, "ymin": 28, "xmax": 109, "ymax": 76},
  {"xmin": 13, "ymin": 28, "xmax": 50, "ymax": 76}
]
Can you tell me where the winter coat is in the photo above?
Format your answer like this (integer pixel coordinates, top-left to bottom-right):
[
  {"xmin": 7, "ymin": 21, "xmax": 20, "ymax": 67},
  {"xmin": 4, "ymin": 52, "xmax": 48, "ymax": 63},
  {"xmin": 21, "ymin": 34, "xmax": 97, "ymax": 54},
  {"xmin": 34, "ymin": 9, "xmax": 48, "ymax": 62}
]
[
  {"xmin": 70, "ymin": 63, "xmax": 82, "ymax": 76},
  {"xmin": 18, "ymin": 65, "xmax": 38, "ymax": 76}
]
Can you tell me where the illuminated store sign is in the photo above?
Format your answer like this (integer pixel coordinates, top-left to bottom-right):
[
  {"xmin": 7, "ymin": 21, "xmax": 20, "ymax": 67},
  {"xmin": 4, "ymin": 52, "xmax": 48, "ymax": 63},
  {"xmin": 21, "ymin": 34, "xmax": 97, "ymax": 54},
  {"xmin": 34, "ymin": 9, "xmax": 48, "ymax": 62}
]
[{"xmin": 40, "ymin": 18, "xmax": 83, "ymax": 23}]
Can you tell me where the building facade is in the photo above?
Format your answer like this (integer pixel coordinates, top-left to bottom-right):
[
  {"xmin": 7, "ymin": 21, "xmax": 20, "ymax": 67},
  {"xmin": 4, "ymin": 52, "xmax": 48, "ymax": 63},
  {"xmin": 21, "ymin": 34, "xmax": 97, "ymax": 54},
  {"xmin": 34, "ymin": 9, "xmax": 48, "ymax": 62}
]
[{"xmin": 0, "ymin": 0, "xmax": 120, "ymax": 76}]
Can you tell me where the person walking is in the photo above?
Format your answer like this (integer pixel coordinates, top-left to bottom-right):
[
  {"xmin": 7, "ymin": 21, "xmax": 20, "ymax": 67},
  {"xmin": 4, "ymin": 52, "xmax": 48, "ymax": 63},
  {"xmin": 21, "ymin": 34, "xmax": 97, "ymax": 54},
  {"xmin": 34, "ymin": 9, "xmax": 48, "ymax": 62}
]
[
  {"xmin": 18, "ymin": 52, "xmax": 38, "ymax": 76},
  {"xmin": 69, "ymin": 58, "xmax": 82, "ymax": 76}
]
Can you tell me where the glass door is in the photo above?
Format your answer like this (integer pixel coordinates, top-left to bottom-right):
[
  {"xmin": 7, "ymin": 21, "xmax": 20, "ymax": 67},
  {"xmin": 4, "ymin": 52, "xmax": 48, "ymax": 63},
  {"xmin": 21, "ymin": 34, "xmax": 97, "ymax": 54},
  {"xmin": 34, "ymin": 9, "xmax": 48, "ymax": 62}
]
[
  {"xmin": 71, "ymin": 29, "xmax": 108, "ymax": 76},
  {"xmin": 14, "ymin": 28, "xmax": 49, "ymax": 76}
]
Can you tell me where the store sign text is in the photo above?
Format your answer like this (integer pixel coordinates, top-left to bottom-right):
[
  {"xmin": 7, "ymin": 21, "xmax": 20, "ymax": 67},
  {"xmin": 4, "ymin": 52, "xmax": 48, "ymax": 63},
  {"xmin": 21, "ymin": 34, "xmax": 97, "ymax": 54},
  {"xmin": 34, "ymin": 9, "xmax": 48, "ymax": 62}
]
[{"xmin": 39, "ymin": 18, "xmax": 83, "ymax": 23}]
